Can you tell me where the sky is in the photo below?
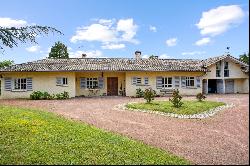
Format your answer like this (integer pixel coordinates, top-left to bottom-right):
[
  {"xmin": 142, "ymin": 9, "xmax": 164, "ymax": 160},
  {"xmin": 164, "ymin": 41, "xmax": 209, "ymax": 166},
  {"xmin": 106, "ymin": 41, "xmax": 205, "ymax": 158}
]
[{"xmin": 0, "ymin": 0, "xmax": 249, "ymax": 64}]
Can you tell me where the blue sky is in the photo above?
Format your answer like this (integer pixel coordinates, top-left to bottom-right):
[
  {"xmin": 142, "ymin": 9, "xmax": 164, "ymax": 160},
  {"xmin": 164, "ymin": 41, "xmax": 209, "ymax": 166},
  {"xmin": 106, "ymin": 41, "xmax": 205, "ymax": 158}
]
[{"xmin": 0, "ymin": 0, "xmax": 249, "ymax": 64}]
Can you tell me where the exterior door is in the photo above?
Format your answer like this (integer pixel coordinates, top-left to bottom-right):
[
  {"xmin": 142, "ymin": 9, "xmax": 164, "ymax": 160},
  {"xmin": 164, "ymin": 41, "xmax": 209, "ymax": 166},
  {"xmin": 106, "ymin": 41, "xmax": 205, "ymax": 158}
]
[
  {"xmin": 107, "ymin": 77, "xmax": 118, "ymax": 96},
  {"xmin": 225, "ymin": 79, "xmax": 234, "ymax": 93}
]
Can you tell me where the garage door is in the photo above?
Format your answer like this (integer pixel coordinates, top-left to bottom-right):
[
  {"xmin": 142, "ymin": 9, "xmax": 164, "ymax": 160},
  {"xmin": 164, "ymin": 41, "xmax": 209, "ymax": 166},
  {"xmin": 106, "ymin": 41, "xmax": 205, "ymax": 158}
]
[{"xmin": 225, "ymin": 79, "xmax": 234, "ymax": 93}]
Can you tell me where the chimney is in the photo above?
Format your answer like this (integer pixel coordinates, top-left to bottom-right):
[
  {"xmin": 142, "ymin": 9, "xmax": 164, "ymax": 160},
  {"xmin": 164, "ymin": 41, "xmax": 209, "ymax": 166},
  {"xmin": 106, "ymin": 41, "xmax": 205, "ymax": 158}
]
[
  {"xmin": 135, "ymin": 51, "xmax": 141, "ymax": 60},
  {"xmin": 82, "ymin": 53, "xmax": 87, "ymax": 58}
]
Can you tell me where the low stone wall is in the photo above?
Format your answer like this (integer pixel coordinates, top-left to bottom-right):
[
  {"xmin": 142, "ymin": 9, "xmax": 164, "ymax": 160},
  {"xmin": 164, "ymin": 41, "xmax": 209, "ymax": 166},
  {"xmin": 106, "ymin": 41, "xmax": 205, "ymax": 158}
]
[{"xmin": 114, "ymin": 102, "xmax": 235, "ymax": 119}]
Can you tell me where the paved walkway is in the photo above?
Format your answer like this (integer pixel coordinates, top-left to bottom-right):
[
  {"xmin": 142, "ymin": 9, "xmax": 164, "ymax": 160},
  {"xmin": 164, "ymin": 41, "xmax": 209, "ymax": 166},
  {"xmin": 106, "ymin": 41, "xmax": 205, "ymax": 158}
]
[{"xmin": 0, "ymin": 94, "xmax": 249, "ymax": 165}]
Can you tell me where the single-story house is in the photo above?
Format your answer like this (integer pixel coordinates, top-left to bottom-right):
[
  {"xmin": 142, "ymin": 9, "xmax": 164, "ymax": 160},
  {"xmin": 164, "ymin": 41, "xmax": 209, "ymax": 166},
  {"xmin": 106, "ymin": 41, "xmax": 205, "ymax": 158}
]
[{"xmin": 0, "ymin": 51, "xmax": 248, "ymax": 99}]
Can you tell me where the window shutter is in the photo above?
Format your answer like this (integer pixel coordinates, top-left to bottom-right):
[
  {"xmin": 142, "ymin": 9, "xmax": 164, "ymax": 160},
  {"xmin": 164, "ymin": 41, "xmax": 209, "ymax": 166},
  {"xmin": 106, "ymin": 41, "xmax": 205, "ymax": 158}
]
[
  {"xmin": 56, "ymin": 77, "xmax": 62, "ymax": 85},
  {"xmin": 80, "ymin": 77, "xmax": 86, "ymax": 89},
  {"xmin": 132, "ymin": 77, "xmax": 137, "ymax": 85},
  {"xmin": 196, "ymin": 77, "xmax": 201, "ymax": 88},
  {"xmin": 144, "ymin": 77, "xmax": 149, "ymax": 85},
  {"xmin": 4, "ymin": 77, "xmax": 12, "ymax": 91},
  {"xmin": 181, "ymin": 77, "xmax": 186, "ymax": 88},
  {"xmin": 26, "ymin": 77, "xmax": 33, "ymax": 91},
  {"xmin": 98, "ymin": 77, "xmax": 104, "ymax": 89},
  {"xmin": 174, "ymin": 76, "xmax": 180, "ymax": 88},
  {"xmin": 156, "ymin": 76, "xmax": 162, "ymax": 89}
]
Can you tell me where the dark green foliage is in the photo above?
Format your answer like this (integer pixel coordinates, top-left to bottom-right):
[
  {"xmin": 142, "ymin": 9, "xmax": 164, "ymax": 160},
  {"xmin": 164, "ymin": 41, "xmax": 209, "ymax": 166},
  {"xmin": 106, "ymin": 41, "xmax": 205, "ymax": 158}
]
[
  {"xmin": 144, "ymin": 88, "xmax": 156, "ymax": 103},
  {"xmin": 136, "ymin": 88, "xmax": 144, "ymax": 98},
  {"xmin": 48, "ymin": 41, "xmax": 69, "ymax": 59},
  {"xmin": 30, "ymin": 91, "xmax": 68, "ymax": 100},
  {"xmin": 169, "ymin": 89, "xmax": 183, "ymax": 108},
  {"xmin": 239, "ymin": 52, "xmax": 249, "ymax": 64},
  {"xmin": 0, "ymin": 60, "xmax": 14, "ymax": 68},
  {"xmin": 0, "ymin": 26, "xmax": 62, "ymax": 50},
  {"xmin": 196, "ymin": 93, "xmax": 206, "ymax": 102}
]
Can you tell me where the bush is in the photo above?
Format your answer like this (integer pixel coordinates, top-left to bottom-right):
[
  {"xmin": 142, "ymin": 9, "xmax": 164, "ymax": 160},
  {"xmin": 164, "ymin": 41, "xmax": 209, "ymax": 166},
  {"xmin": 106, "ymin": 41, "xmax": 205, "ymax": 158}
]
[
  {"xmin": 30, "ymin": 91, "xmax": 69, "ymax": 100},
  {"xmin": 169, "ymin": 89, "xmax": 183, "ymax": 108},
  {"xmin": 136, "ymin": 88, "xmax": 144, "ymax": 98},
  {"xmin": 144, "ymin": 88, "xmax": 156, "ymax": 103},
  {"xmin": 196, "ymin": 93, "xmax": 206, "ymax": 102},
  {"xmin": 56, "ymin": 91, "xmax": 69, "ymax": 100}
]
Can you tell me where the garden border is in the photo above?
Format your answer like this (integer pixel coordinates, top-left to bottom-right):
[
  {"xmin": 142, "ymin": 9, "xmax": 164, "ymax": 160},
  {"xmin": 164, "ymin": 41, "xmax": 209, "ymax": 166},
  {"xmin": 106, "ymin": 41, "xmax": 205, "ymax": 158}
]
[{"xmin": 114, "ymin": 101, "xmax": 235, "ymax": 119}]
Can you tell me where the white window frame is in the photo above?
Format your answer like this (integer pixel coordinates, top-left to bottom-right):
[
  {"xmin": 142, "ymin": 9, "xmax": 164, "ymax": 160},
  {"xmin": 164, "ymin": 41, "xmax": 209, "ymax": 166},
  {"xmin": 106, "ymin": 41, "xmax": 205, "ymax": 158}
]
[
  {"xmin": 14, "ymin": 78, "xmax": 27, "ymax": 90},
  {"xmin": 186, "ymin": 77, "xmax": 195, "ymax": 87},
  {"xmin": 162, "ymin": 77, "xmax": 173, "ymax": 88},
  {"xmin": 216, "ymin": 61, "xmax": 221, "ymax": 77},
  {"xmin": 62, "ymin": 77, "xmax": 68, "ymax": 85},
  {"xmin": 224, "ymin": 61, "xmax": 229, "ymax": 77},
  {"xmin": 86, "ymin": 78, "xmax": 99, "ymax": 89}
]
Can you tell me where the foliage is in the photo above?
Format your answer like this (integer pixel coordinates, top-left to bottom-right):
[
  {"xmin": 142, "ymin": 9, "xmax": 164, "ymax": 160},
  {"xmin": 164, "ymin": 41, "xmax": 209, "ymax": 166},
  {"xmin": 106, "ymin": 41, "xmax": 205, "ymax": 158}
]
[
  {"xmin": 196, "ymin": 93, "xmax": 206, "ymax": 102},
  {"xmin": 0, "ymin": 105, "xmax": 190, "ymax": 165},
  {"xmin": 239, "ymin": 52, "xmax": 249, "ymax": 64},
  {"xmin": 0, "ymin": 60, "xmax": 14, "ymax": 68},
  {"xmin": 149, "ymin": 55, "xmax": 155, "ymax": 59},
  {"xmin": 0, "ymin": 26, "xmax": 62, "ymax": 50},
  {"xmin": 136, "ymin": 88, "xmax": 144, "ymax": 98},
  {"xmin": 30, "ymin": 91, "xmax": 68, "ymax": 100},
  {"xmin": 48, "ymin": 41, "xmax": 69, "ymax": 59},
  {"xmin": 169, "ymin": 89, "xmax": 183, "ymax": 108},
  {"xmin": 55, "ymin": 91, "xmax": 69, "ymax": 99},
  {"xmin": 126, "ymin": 101, "xmax": 225, "ymax": 115},
  {"xmin": 143, "ymin": 88, "xmax": 156, "ymax": 103}
]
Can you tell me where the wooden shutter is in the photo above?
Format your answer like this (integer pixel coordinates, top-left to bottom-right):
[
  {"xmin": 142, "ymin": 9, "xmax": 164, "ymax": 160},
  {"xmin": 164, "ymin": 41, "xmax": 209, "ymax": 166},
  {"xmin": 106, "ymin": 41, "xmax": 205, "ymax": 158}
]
[
  {"xmin": 156, "ymin": 76, "xmax": 162, "ymax": 89},
  {"xmin": 196, "ymin": 77, "xmax": 201, "ymax": 88},
  {"xmin": 80, "ymin": 77, "xmax": 86, "ymax": 89},
  {"xmin": 26, "ymin": 78, "xmax": 33, "ymax": 91},
  {"xmin": 181, "ymin": 77, "xmax": 186, "ymax": 88},
  {"xmin": 174, "ymin": 76, "xmax": 180, "ymax": 88},
  {"xmin": 98, "ymin": 77, "xmax": 104, "ymax": 89},
  {"xmin": 132, "ymin": 77, "xmax": 137, "ymax": 85},
  {"xmin": 4, "ymin": 77, "xmax": 12, "ymax": 91},
  {"xmin": 56, "ymin": 77, "xmax": 62, "ymax": 85},
  {"xmin": 144, "ymin": 77, "xmax": 149, "ymax": 85}
]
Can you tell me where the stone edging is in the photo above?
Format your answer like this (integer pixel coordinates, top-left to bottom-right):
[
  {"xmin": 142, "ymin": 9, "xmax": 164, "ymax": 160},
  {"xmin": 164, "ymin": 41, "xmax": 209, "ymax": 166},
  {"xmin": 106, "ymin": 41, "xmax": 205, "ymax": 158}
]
[{"xmin": 113, "ymin": 101, "xmax": 235, "ymax": 119}]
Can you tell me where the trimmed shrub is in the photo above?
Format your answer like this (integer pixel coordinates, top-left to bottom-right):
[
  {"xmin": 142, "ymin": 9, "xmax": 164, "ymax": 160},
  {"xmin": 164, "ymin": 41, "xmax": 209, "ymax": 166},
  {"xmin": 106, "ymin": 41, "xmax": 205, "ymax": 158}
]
[
  {"xmin": 136, "ymin": 88, "xmax": 144, "ymax": 98},
  {"xmin": 144, "ymin": 88, "xmax": 156, "ymax": 103},
  {"xmin": 56, "ymin": 91, "xmax": 69, "ymax": 100},
  {"xmin": 169, "ymin": 89, "xmax": 183, "ymax": 108},
  {"xmin": 30, "ymin": 91, "xmax": 44, "ymax": 100},
  {"xmin": 196, "ymin": 93, "xmax": 206, "ymax": 101},
  {"xmin": 30, "ymin": 91, "xmax": 69, "ymax": 100}
]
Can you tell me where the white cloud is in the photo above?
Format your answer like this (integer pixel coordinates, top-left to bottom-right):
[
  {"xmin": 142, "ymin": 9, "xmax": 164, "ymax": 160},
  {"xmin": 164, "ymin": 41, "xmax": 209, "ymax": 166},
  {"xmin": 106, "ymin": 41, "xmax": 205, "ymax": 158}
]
[
  {"xmin": 142, "ymin": 54, "xmax": 149, "ymax": 58},
  {"xmin": 149, "ymin": 25, "xmax": 157, "ymax": 32},
  {"xmin": 196, "ymin": 5, "xmax": 245, "ymax": 36},
  {"xmin": 159, "ymin": 54, "xmax": 171, "ymax": 59},
  {"xmin": 181, "ymin": 51, "xmax": 206, "ymax": 55},
  {"xmin": 166, "ymin": 38, "xmax": 177, "ymax": 47},
  {"xmin": 101, "ymin": 43, "xmax": 125, "ymax": 49},
  {"xmin": 71, "ymin": 18, "xmax": 139, "ymax": 46},
  {"xmin": 69, "ymin": 50, "xmax": 106, "ymax": 58},
  {"xmin": 25, "ymin": 45, "xmax": 40, "ymax": 53},
  {"xmin": 0, "ymin": 17, "xmax": 27, "ymax": 28},
  {"xmin": 195, "ymin": 37, "xmax": 211, "ymax": 46}
]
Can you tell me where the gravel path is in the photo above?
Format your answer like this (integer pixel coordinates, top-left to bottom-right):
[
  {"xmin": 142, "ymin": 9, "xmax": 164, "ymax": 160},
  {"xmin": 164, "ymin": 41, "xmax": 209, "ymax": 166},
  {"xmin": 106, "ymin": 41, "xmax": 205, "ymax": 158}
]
[{"xmin": 0, "ymin": 94, "xmax": 249, "ymax": 165}]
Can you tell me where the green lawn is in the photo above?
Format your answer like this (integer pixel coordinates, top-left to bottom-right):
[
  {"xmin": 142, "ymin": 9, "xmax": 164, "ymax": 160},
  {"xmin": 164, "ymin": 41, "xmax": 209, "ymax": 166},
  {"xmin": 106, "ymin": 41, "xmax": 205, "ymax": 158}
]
[
  {"xmin": 0, "ymin": 105, "xmax": 190, "ymax": 165},
  {"xmin": 126, "ymin": 100, "xmax": 225, "ymax": 115}
]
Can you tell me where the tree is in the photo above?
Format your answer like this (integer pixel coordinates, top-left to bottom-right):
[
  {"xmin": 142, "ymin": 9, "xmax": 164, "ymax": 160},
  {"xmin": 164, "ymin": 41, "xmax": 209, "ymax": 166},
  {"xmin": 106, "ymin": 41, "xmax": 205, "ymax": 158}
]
[
  {"xmin": 0, "ymin": 25, "xmax": 62, "ymax": 50},
  {"xmin": 48, "ymin": 41, "xmax": 69, "ymax": 59},
  {"xmin": 0, "ymin": 60, "xmax": 14, "ymax": 68},
  {"xmin": 239, "ymin": 52, "xmax": 249, "ymax": 64}
]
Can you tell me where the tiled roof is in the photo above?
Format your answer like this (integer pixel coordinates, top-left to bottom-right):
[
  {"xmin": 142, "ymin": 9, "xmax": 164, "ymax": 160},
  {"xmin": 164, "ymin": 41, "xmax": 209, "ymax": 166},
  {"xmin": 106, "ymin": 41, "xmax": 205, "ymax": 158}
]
[{"xmin": 0, "ymin": 58, "xmax": 208, "ymax": 72}]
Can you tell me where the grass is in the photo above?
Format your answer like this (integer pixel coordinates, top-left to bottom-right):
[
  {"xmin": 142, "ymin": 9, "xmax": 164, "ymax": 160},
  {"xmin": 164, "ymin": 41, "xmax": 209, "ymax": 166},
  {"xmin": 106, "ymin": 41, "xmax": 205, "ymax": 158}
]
[
  {"xmin": 0, "ymin": 105, "xmax": 190, "ymax": 165},
  {"xmin": 126, "ymin": 100, "xmax": 225, "ymax": 115}
]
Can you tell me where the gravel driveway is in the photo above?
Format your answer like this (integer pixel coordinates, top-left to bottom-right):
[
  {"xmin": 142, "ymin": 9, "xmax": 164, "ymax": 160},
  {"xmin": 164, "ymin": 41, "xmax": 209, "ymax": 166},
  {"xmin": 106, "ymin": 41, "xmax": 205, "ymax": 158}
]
[{"xmin": 0, "ymin": 94, "xmax": 249, "ymax": 165}]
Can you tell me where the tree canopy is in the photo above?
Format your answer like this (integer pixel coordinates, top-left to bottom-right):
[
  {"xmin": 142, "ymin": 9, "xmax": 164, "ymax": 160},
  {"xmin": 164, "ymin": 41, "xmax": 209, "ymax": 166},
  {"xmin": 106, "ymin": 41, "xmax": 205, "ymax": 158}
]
[
  {"xmin": 239, "ymin": 52, "xmax": 249, "ymax": 64},
  {"xmin": 0, "ymin": 60, "xmax": 14, "ymax": 68},
  {"xmin": 48, "ymin": 41, "xmax": 69, "ymax": 59},
  {"xmin": 0, "ymin": 25, "xmax": 62, "ymax": 50}
]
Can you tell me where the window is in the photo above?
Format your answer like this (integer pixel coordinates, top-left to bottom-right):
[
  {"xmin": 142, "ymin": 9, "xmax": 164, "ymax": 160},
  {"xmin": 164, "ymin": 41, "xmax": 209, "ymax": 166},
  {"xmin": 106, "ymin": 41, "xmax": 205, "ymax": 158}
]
[
  {"xmin": 87, "ymin": 78, "xmax": 98, "ymax": 89},
  {"xmin": 144, "ymin": 77, "xmax": 149, "ymax": 85},
  {"xmin": 216, "ymin": 61, "xmax": 221, "ymax": 77},
  {"xmin": 14, "ymin": 78, "xmax": 27, "ymax": 90},
  {"xmin": 224, "ymin": 62, "xmax": 229, "ymax": 77},
  {"xmin": 186, "ymin": 77, "xmax": 195, "ymax": 87},
  {"xmin": 162, "ymin": 77, "xmax": 172, "ymax": 88},
  {"xmin": 62, "ymin": 78, "xmax": 68, "ymax": 85},
  {"xmin": 136, "ymin": 77, "xmax": 142, "ymax": 84}
]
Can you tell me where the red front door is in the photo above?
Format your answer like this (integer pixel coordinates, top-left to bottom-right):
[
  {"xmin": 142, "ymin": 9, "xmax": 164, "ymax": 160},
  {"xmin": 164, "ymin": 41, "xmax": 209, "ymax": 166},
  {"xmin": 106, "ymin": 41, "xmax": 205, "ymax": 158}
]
[{"xmin": 107, "ymin": 77, "xmax": 118, "ymax": 96}]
